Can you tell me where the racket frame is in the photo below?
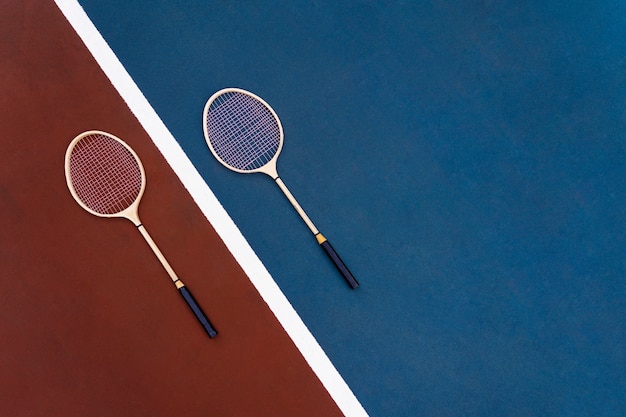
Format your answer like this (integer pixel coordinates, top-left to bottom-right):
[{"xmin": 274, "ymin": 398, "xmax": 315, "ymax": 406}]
[
  {"xmin": 65, "ymin": 130, "xmax": 145, "ymax": 225},
  {"xmin": 203, "ymin": 87, "xmax": 283, "ymax": 178}
]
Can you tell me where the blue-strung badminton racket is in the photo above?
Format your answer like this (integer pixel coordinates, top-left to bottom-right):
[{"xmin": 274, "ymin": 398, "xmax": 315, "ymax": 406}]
[{"xmin": 203, "ymin": 88, "xmax": 358, "ymax": 289}]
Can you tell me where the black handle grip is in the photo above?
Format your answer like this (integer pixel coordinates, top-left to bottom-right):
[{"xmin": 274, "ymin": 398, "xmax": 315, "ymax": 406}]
[
  {"xmin": 178, "ymin": 285, "xmax": 218, "ymax": 338},
  {"xmin": 320, "ymin": 240, "xmax": 359, "ymax": 289}
]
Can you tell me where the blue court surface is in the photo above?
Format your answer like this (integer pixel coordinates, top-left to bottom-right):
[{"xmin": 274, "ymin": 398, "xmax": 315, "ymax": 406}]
[{"xmin": 70, "ymin": 1, "xmax": 626, "ymax": 415}]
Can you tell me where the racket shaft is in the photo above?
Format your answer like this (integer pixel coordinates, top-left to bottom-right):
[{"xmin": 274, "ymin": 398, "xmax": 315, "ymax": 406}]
[
  {"xmin": 179, "ymin": 285, "xmax": 218, "ymax": 338},
  {"xmin": 137, "ymin": 224, "xmax": 218, "ymax": 337},
  {"xmin": 137, "ymin": 224, "xmax": 180, "ymax": 283},
  {"xmin": 274, "ymin": 177, "xmax": 319, "ymax": 235}
]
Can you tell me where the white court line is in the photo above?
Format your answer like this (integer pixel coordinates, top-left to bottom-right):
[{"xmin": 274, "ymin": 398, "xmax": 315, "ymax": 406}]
[{"xmin": 53, "ymin": 1, "xmax": 368, "ymax": 416}]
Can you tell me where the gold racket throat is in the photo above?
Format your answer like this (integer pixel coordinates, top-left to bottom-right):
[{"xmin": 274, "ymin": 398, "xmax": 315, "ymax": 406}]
[{"xmin": 315, "ymin": 233, "xmax": 327, "ymax": 244}]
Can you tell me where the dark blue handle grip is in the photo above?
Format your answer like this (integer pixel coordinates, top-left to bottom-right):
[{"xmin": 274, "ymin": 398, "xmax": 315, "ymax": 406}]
[
  {"xmin": 320, "ymin": 240, "xmax": 359, "ymax": 289},
  {"xmin": 179, "ymin": 285, "xmax": 218, "ymax": 338}
]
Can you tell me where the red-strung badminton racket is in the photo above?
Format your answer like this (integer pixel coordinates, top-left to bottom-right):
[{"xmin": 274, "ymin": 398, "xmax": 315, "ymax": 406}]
[
  {"xmin": 65, "ymin": 130, "xmax": 218, "ymax": 338},
  {"xmin": 202, "ymin": 88, "xmax": 359, "ymax": 289}
]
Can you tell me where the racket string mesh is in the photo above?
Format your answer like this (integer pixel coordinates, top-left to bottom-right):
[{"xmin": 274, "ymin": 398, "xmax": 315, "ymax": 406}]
[
  {"xmin": 205, "ymin": 92, "xmax": 281, "ymax": 171},
  {"xmin": 69, "ymin": 134, "xmax": 143, "ymax": 215}
]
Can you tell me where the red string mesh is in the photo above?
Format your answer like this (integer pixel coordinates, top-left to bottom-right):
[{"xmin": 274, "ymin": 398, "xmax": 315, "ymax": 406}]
[{"xmin": 68, "ymin": 133, "xmax": 143, "ymax": 215}]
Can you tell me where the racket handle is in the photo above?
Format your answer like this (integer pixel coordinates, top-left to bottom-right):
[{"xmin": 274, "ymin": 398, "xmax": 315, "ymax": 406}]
[
  {"xmin": 178, "ymin": 284, "xmax": 218, "ymax": 338},
  {"xmin": 317, "ymin": 234, "xmax": 359, "ymax": 289}
]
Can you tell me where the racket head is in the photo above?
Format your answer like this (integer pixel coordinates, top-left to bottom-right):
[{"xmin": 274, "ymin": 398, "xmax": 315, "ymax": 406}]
[
  {"xmin": 202, "ymin": 88, "xmax": 284, "ymax": 176},
  {"xmin": 64, "ymin": 130, "xmax": 146, "ymax": 221}
]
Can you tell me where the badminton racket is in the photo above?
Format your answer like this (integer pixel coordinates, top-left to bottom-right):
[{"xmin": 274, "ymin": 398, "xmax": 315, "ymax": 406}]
[
  {"xmin": 202, "ymin": 88, "xmax": 359, "ymax": 289},
  {"xmin": 65, "ymin": 130, "xmax": 218, "ymax": 338}
]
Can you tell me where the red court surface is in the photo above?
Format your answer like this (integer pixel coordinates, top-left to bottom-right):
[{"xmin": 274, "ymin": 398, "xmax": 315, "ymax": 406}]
[{"xmin": 0, "ymin": 2, "xmax": 344, "ymax": 415}]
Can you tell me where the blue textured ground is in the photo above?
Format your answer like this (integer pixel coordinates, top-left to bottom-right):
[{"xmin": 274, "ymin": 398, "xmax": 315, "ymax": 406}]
[{"xmin": 78, "ymin": 1, "xmax": 626, "ymax": 415}]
